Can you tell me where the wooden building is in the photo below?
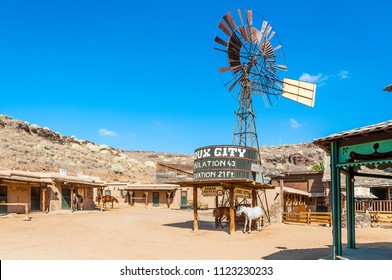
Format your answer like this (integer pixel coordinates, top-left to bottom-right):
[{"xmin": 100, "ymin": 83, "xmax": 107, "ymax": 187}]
[
  {"xmin": 271, "ymin": 171, "xmax": 326, "ymax": 212},
  {"xmin": 314, "ymin": 120, "xmax": 392, "ymax": 259},
  {"xmin": 0, "ymin": 168, "xmax": 104, "ymax": 214}
]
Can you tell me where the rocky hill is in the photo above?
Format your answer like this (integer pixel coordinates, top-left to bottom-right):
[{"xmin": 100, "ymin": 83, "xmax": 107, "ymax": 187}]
[{"xmin": 0, "ymin": 114, "xmax": 326, "ymax": 183}]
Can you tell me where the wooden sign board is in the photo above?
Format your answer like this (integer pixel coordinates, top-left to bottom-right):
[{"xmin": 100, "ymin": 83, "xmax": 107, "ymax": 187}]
[
  {"xmin": 202, "ymin": 186, "xmax": 223, "ymax": 197},
  {"xmin": 234, "ymin": 188, "xmax": 252, "ymax": 198}
]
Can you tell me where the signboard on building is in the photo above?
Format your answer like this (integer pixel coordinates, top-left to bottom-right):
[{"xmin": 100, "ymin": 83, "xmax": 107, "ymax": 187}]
[
  {"xmin": 234, "ymin": 188, "xmax": 252, "ymax": 198},
  {"xmin": 354, "ymin": 187, "xmax": 370, "ymax": 197},
  {"xmin": 201, "ymin": 186, "xmax": 223, "ymax": 196},
  {"xmin": 193, "ymin": 145, "xmax": 259, "ymax": 181}
]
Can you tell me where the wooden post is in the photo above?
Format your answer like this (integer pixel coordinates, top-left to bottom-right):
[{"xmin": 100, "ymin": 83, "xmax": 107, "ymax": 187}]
[
  {"xmin": 41, "ymin": 187, "xmax": 47, "ymax": 213},
  {"xmin": 252, "ymin": 189, "xmax": 257, "ymax": 207},
  {"xmin": 144, "ymin": 192, "xmax": 149, "ymax": 208},
  {"xmin": 229, "ymin": 187, "xmax": 235, "ymax": 234},
  {"xmin": 215, "ymin": 196, "xmax": 219, "ymax": 208},
  {"xmin": 70, "ymin": 187, "xmax": 74, "ymax": 212},
  {"xmin": 193, "ymin": 187, "xmax": 198, "ymax": 231},
  {"xmin": 129, "ymin": 191, "xmax": 133, "ymax": 207},
  {"xmin": 167, "ymin": 191, "xmax": 171, "ymax": 208}
]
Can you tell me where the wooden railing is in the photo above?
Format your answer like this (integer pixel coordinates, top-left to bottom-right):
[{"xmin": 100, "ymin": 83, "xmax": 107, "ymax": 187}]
[
  {"xmin": 355, "ymin": 200, "xmax": 392, "ymax": 212},
  {"xmin": 282, "ymin": 211, "xmax": 332, "ymax": 227},
  {"xmin": 0, "ymin": 202, "xmax": 31, "ymax": 221},
  {"xmin": 368, "ymin": 211, "xmax": 392, "ymax": 226}
]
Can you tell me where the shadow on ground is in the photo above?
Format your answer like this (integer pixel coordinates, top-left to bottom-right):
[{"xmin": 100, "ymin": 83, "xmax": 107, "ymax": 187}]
[
  {"xmin": 262, "ymin": 246, "xmax": 332, "ymax": 260},
  {"xmin": 162, "ymin": 220, "xmax": 236, "ymax": 234},
  {"xmin": 263, "ymin": 242, "xmax": 392, "ymax": 260}
]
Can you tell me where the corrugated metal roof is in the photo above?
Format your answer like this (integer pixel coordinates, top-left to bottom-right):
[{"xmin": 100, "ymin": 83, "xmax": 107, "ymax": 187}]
[{"xmin": 313, "ymin": 120, "xmax": 392, "ymax": 151}]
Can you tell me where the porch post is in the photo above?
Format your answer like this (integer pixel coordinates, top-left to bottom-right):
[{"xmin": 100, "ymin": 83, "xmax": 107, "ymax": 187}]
[
  {"xmin": 346, "ymin": 167, "xmax": 356, "ymax": 248},
  {"xmin": 41, "ymin": 186, "xmax": 47, "ymax": 213},
  {"xmin": 144, "ymin": 191, "xmax": 149, "ymax": 208},
  {"xmin": 252, "ymin": 189, "xmax": 257, "ymax": 207},
  {"xmin": 70, "ymin": 187, "xmax": 75, "ymax": 212},
  {"xmin": 130, "ymin": 191, "xmax": 134, "ymax": 207},
  {"xmin": 229, "ymin": 187, "xmax": 235, "ymax": 234},
  {"xmin": 167, "ymin": 191, "xmax": 171, "ymax": 208},
  {"xmin": 193, "ymin": 187, "xmax": 198, "ymax": 231},
  {"xmin": 330, "ymin": 141, "xmax": 342, "ymax": 259}
]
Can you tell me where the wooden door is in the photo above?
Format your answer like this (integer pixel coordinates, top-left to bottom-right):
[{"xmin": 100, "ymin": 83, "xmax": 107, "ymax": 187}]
[
  {"xmin": 31, "ymin": 187, "xmax": 41, "ymax": 211},
  {"xmin": 181, "ymin": 191, "xmax": 187, "ymax": 208},
  {"xmin": 0, "ymin": 185, "xmax": 7, "ymax": 213},
  {"xmin": 152, "ymin": 192, "xmax": 159, "ymax": 207}
]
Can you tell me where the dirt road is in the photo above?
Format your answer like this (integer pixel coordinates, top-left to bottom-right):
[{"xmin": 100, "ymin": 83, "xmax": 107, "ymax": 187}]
[{"xmin": 1, "ymin": 207, "xmax": 391, "ymax": 260}]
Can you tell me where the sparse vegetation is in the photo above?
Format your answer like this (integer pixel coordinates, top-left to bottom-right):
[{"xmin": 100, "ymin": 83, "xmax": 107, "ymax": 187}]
[{"xmin": 0, "ymin": 114, "xmax": 324, "ymax": 183}]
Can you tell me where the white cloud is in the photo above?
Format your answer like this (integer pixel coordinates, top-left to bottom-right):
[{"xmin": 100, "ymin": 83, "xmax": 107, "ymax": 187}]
[
  {"xmin": 299, "ymin": 70, "xmax": 349, "ymax": 86},
  {"xmin": 299, "ymin": 73, "xmax": 329, "ymax": 84},
  {"xmin": 338, "ymin": 70, "xmax": 349, "ymax": 80},
  {"xmin": 99, "ymin": 128, "xmax": 117, "ymax": 136},
  {"xmin": 290, "ymin": 118, "xmax": 301, "ymax": 129}
]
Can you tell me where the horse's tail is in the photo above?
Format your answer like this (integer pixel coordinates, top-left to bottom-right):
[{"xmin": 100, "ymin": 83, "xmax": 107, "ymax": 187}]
[
  {"xmin": 212, "ymin": 208, "xmax": 217, "ymax": 217},
  {"xmin": 114, "ymin": 197, "xmax": 119, "ymax": 203}
]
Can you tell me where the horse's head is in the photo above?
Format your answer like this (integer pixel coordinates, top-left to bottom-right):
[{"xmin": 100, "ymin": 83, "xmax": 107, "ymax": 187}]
[{"xmin": 236, "ymin": 206, "xmax": 245, "ymax": 216}]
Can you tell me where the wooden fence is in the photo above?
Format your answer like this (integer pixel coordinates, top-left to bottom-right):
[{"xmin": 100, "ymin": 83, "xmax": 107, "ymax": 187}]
[
  {"xmin": 355, "ymin": 200, "xmax": 392, "ymax": 212},
  {"xmin": 369, "ymin": 211, "xmax": 392, "ymax": 227},
  {"xmin": 282, "ymin": 211, "xmax": 332, "ymax": 226}
]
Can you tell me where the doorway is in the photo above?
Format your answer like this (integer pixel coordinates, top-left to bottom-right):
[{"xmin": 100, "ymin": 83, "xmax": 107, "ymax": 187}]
[
  {"xmin": 61, "ymin": 187, "xmax": 71, "ymax": 210},
  {"xmin": 31, "ymin": 187, "xmax": 41, "ymax": 211},
  {"xmin": 152, "ymin": 192, "xmax": 159, "ymax": 207},
  {"xmin": 181, "ymin": 191, "xmax": 187, "ymax": 208},
  {"xmin": 0, "ymin": 186, "xmax": 7, "ymax": 213}
]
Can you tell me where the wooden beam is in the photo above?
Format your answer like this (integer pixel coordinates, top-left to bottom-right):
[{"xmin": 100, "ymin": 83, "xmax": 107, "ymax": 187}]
[
  {"xmin": 252, "ymin": 189, "xmax": 257, "ymax": 207},
  {"xmin": 229, "ymin": 187, "xmax": 235, "ymax": 234},
  {"xmin": 193, "ymin": 187, "xmax": 198, "ymax": 231},
  {"xmin": 41, "ymin": 187, "xmax": 47, "ymax": 213},
  {"xmin": 144, "ymin": 192, "xmax": 149, "ymax": 208},
  {"xmin": 167, "ymin": 191, "xmax": 171, "ymax": 208}
]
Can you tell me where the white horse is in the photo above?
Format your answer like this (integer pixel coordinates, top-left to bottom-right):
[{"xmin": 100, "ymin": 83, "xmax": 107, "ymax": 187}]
[
  {"xmin": 236, "ymin": 206, "xmax": 263, "ymax": 233},
  {"xmin": 72, "ymin": 193, "xmax": 84, "ymax": 212}
]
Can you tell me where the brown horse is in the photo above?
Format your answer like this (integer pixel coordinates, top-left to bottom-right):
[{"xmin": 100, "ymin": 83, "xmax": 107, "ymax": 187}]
[
  {"xmin": 96, "ymin": 195, "xmax": 119, "ymax": 209},
  {"xmin": 213, "ymin": 207, "xmax": 230, "ymax": 228}
]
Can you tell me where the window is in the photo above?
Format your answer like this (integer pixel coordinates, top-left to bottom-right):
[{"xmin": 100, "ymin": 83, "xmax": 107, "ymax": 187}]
[
  {"xmin": 105, "ymin": 190, "xmax": 111, "ymax": 196},
  {"xmin": 120, "ymin": 189, "xmax": 128, "ymax": 197}
]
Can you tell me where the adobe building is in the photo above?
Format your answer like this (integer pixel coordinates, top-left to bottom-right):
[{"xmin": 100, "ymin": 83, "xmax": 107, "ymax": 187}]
[{"xmin": 0, "ymin": 168, "xmax": 104, "ymax": 214}]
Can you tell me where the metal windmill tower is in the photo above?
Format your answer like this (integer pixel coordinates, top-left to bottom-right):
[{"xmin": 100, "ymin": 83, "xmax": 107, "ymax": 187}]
[{"xmin": 214, "ymin": 8, "xmax": 316, "ymax": 159}]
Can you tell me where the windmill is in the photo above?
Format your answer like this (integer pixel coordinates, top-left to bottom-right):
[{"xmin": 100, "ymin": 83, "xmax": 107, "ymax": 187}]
[{"xmin": 214, "ymin": 8, "xmax": 316, "ymax": 156}]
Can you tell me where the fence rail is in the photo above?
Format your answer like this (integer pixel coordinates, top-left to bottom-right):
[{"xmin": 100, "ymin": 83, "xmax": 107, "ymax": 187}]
[
  {"xmin": 0, "ymin": 202, "xmax": 31, "ymax": 221},
  {"xmin": 282, "ymin": 211, "xmax": 332, "ymax": 227},
  {"xmin": 355, "ymin": 200, "xmax": 392, "ymax": 212},
  {"xmin": 368, "ymin": 211, "xmax": 392, "ymax": 226}
]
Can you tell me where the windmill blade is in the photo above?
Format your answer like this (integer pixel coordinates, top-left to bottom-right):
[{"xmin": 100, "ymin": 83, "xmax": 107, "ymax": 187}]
[
  {"xmin": 218, "ymin": 20, "xmax": 232, "ymax": 36},
  {"xmin": 247, "ymin": 10, "xmax": 253, "ymax": 25},
  {"xmin": 219, "ymin": 66, "xmax": 232, "ymax": 73},
  {"xmin": 276, "ymin": 64, "xmax": 287, "ymax": 71},
  {"xmin": 261, "ymin": 21, "xmax": 268, "ymax": 34},
  {"xmin": 273, "ymin": 44, "xmax": 282, "ymax": 51},
  {"xmin": 223, "ymin": 12, "xmax": 237, "ymax": 30},
  {"xmin": 215, "ymin": 36, "xmax": 228, "ymax": 47},
  {"xmin": 237, "ymin": 8, "xmax": 244, "ymax": 25},
  {"xmin": 282, "ymin": 78, "xmax": 316, "ymax": 107}
]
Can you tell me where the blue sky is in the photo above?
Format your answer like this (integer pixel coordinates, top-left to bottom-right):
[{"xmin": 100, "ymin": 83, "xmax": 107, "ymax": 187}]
[{"xmin": 1, "ymin": 0, "xmax": 391, "ymax": 154}]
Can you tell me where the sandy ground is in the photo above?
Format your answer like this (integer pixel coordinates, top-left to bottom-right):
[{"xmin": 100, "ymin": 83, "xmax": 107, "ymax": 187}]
[{"xmin": 1, "ymin": 207, "xmax": 391, "ymax": 260}]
